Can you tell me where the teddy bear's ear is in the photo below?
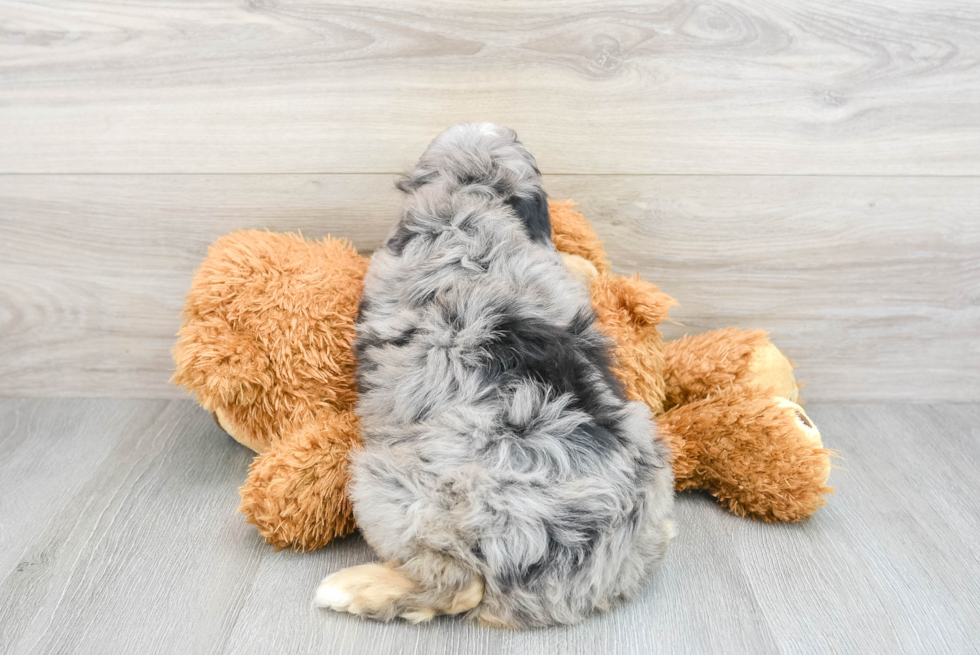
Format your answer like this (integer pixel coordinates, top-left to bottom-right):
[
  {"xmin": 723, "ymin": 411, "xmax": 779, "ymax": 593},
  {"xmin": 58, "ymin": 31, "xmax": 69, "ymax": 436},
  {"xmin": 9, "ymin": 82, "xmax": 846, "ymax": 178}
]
[
  {"xmin": 592, "ymin": 273, "xmax": 677, "ymax": 330},
  {"xmin": 548, "ymin": 200, "xmax": 611, "ymax": 273}
]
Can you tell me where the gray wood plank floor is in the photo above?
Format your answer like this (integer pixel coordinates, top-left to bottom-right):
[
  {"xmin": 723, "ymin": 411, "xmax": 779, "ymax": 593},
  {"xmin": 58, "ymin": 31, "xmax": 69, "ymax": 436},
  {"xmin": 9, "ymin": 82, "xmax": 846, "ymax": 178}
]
[{"xmin": 1, "ymin": 400, "xmax": 977, "ymax": 654}]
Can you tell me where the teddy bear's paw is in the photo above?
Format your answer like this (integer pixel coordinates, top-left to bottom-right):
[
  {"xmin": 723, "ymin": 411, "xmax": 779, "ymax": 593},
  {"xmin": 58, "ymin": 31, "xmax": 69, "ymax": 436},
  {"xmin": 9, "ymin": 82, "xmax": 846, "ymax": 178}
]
[
  {"xmin": 239, "ymin": 409, "xmax": 361, "ymax": 551},
  {"xmin": 774, "ymin": 397, "xmax": 822, "ymax": 447},
  {"xmin": 772, "ymin": 397, "xmax": 832, "ymax": 490},
  {"xmin": 211, "ymin": 407, "xmax": 269, "ymax": 453}
]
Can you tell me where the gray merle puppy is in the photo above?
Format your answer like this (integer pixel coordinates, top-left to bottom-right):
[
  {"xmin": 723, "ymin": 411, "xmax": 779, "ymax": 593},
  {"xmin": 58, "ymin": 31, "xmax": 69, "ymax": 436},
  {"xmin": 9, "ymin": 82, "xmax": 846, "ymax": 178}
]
[{"xmin": 314, "ymin": 123, "xmax": 675, "ymax": 628}]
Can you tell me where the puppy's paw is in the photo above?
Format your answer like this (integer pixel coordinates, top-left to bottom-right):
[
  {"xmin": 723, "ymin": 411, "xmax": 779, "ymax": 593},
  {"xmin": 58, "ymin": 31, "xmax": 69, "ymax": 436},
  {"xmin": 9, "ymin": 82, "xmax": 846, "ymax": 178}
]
[
  {"xmin": 313, "ymin": 563, "xmax": 418, "ymax": 619},
  {"xmin": 313, "ymin": 573, "xmax": 354, "ymax": 611}
]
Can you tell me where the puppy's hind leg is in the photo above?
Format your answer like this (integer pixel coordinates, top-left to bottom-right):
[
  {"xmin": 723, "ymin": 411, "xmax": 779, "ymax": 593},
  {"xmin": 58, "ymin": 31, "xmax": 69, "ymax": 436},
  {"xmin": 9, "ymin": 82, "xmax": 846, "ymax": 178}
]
[{"xmin": 314, "ymin": 556, "xmax": 484, "ymax": 623}]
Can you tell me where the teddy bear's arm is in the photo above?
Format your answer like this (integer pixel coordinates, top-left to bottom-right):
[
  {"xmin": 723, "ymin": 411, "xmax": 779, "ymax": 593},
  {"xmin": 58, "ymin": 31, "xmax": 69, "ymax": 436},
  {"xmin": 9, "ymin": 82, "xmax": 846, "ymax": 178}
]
[
  {"xmin": 663, "ymin": 328, "xmax": 799, "ymax": 410},
  {"xmin": 171, "ymin": 314, "xmax": 274, "ymax": 411},
  {"xmin": 239, "ymin": 408, "xmax": 361, "ymax": 551}
]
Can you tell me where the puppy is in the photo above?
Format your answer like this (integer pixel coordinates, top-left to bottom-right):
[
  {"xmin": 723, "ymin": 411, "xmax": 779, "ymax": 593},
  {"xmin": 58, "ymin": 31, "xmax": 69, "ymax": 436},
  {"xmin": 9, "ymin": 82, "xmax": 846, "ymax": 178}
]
[{"xmin": 314, "ymin": 124, "xmax": 675, "ymax": 628}]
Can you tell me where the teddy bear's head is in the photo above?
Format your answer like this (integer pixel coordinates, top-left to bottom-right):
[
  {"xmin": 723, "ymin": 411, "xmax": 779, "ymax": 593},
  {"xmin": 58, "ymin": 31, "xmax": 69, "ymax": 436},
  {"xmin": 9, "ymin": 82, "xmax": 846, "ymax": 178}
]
[{"xmin": 172, "ymin": 230, "xmax": 368, "ymax": 453}]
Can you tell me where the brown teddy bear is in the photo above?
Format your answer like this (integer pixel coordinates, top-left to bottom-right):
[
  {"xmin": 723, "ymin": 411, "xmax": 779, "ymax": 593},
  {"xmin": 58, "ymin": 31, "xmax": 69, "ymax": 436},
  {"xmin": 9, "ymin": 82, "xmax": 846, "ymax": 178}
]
[{"xmin": 172, "ymin": 201, "xmax": 832, "ymax": 552}]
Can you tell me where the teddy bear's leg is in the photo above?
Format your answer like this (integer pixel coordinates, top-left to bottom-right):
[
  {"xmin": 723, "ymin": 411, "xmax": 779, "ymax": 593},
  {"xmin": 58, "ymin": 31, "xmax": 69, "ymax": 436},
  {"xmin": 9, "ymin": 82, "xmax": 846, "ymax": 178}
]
[
  {"xmin": 663, "ymin": 328, "xmax": 799, "ymax": 409},
  {"xmin": 210, "ymin": 407, "xmax": 267, "ymax": 453},
  {"xmin": 656, "ymin": 389, "xmax": 832, "ymax": 522},
  {"xmin": 239, "ymin": 408, "xmax": 361, "ymax": 551}
]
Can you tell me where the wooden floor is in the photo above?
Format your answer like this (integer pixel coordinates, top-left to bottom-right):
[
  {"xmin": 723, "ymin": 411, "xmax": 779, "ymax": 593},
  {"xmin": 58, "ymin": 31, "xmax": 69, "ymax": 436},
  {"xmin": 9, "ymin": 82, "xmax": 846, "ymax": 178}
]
[{"xmin": 0, "ymin": 399, "xmax": 977, "ymax": 655}]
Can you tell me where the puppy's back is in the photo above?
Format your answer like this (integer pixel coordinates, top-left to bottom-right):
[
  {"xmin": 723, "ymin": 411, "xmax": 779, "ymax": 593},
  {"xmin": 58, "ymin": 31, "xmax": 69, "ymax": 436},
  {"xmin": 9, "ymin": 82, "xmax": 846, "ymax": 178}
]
[{"xmin": 318, "ymin": 124, "xmax": 675, "ymax": 628}]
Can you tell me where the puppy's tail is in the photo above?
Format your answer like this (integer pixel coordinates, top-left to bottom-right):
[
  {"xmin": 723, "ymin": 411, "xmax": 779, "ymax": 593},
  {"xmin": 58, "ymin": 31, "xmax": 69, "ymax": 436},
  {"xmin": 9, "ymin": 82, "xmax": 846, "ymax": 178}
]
[{"xmin": 314, "ymin": 557, "xmax": 484, "ymax": 624}]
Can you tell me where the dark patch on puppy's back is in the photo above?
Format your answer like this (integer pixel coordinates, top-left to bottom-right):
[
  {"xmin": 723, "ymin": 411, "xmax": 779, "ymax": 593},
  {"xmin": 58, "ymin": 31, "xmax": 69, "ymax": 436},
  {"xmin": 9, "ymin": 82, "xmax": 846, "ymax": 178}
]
[
  {"xmin": 496, "ymin": 511, "xmax": 605, "ymax": 593},
  {"xmin": 484, "ymin": 311, "xmax": 627, "ymax": 455},
  {"xmin": 506, "ymin": 190, "xmax": 551, "ymax": 244},
  {"xmin": 385, "ymin": 220, "xmax": 417, "ymax": 256}
]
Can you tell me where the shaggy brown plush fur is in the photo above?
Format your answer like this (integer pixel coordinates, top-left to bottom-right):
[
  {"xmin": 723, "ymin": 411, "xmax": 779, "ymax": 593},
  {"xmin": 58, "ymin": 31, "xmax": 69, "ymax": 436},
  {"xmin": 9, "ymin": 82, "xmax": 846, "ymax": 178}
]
[
  {"xmin": 171, "ymin": 232, "xmax": 368, "ymax": 548},
  {"xmin": 239, "ymin": 408, "xmax": 362, "ymax": 548},
  {"xmin": 591, "ymin": 273, "xmax": 675, "ymax": 415},
  {"xmin": 172, "ymin": 231, "xmax": 366, "ymax": 453},
  {"xmin": 549, "ymin": 204, "xmax": 832, "ymax": 523},
  {"xmin": 658, "ymin": 391, "xmax": 831, "ymax": 522},
  {"xmin": 551, "ymin": 203, "xmax": 676, "ymax": 414},
  {"xmin": 549, "ymin": 200, "xmax": 612, "ymax": 274},
  {"xmin": 172, "ymin": 200, "xmax": 833, "ymax": 551},
  {"xmin": 663, "ymin": 328, "xmax": 801, "ymax": 409}
]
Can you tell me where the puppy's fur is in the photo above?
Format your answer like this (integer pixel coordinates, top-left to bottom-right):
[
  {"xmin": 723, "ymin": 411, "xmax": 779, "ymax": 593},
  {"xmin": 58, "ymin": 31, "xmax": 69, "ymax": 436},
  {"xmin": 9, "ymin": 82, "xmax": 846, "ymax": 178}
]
[{"xmin": 314, "ymin": 124, "xmax": 675, "ymax": 628}]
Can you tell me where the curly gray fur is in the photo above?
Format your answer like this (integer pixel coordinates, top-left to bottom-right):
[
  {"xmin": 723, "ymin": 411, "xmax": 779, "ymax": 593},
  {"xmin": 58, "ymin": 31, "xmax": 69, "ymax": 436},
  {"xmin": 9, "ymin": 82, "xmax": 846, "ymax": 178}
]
[{"xmin": 350, "ymin": 123, "xmax": 675, "ymax": 628}]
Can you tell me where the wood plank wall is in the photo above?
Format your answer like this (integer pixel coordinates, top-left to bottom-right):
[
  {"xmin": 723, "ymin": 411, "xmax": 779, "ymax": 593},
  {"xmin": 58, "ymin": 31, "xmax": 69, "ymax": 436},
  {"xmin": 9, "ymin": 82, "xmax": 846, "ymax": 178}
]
[{"xmin": 1, "ymin": 0, "xmax": 978, "ymax": 401}]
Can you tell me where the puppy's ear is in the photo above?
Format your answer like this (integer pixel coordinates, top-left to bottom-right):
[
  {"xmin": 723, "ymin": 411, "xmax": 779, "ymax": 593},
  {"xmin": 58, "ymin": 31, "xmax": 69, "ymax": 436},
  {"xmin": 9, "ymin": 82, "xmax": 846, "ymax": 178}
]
[
  {"xmin": 507, "ymin": 189, "xmax": 552, "ymax": 243},
  {"xmin": 396, "ymin": 168, "xmax": 437, "ymax": 193}
]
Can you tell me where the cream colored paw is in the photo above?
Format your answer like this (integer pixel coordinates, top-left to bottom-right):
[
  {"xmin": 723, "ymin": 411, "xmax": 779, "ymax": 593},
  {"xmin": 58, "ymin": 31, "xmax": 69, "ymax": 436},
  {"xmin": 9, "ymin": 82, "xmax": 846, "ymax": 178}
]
[
  {"xmin": 313, "ymin": 563, "xmax": 417, "ymax": 617},
  {"xmin": 399, "ymin": 609, "xmax": 436, "ymax": 624},
  {"xmin": 313, "ymin": 573, "xmax": 354, "ymax": 610}
]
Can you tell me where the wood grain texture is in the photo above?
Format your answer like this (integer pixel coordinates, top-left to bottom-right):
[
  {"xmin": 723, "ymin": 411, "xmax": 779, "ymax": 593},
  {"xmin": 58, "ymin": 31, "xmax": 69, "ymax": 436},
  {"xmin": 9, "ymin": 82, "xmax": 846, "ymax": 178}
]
[
  {"xmin": 0, "ymin": 399, "xmax": 264, "ymax": 655},
  {"xmin": 551, "ymin": 175, "xmax": 980, "ymax": 404},
  {"xmin": 1, "ymin": 0, "xmax": 979, "ymax": 174},
  {"xmin": 1, "ymin": 400, "xmax": 978, "ymax": 654},
  {"xmin": 0, "ymin": 174, "xmax": 399, "ymax": 400},
  {"xmin": 1, "ymin": 174, "xmax": 976, "ymax": 402}
]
